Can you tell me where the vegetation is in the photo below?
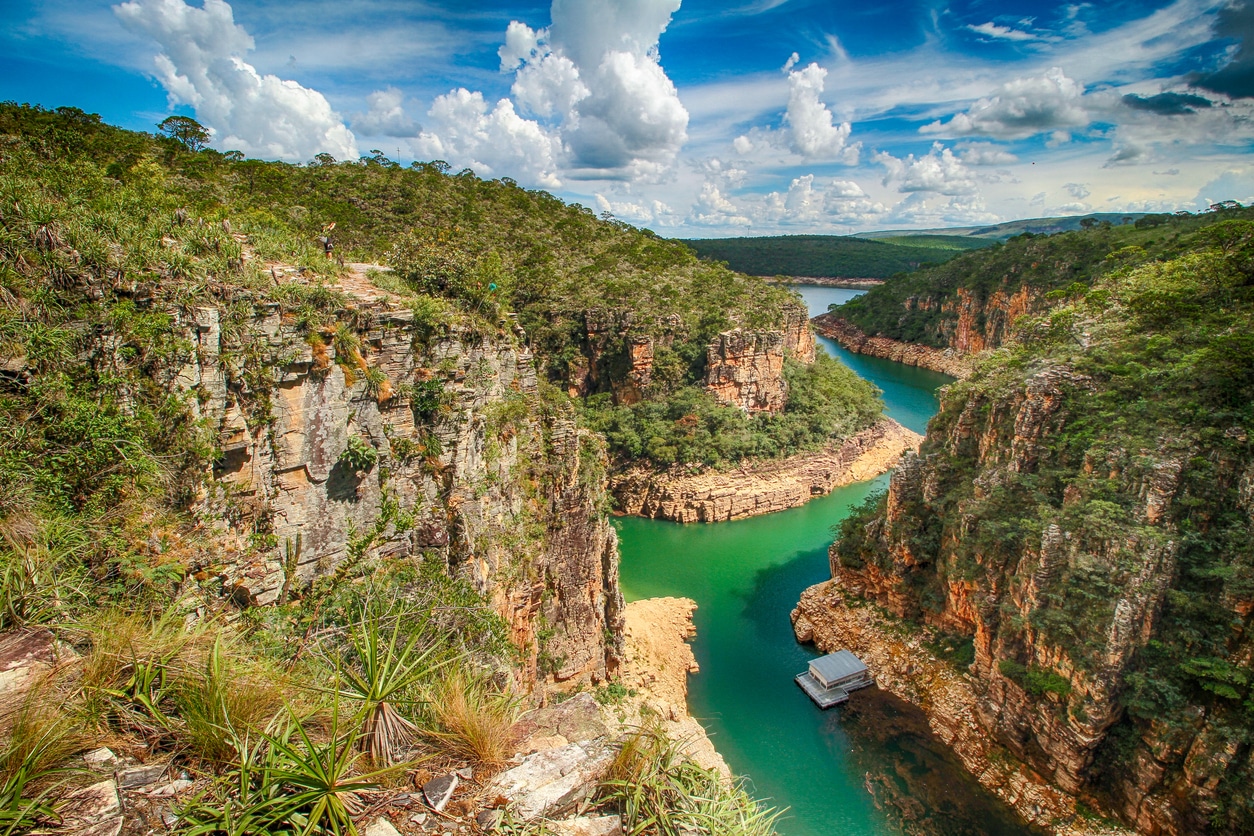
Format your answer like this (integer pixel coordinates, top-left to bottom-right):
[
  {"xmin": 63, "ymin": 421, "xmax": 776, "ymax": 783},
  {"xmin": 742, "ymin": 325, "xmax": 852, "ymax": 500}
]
[
  {"xmin": 582, "ymin": 354, "xmax": 881, "ymax": 467},
  {"xmin": 0, "ymin": 102, "xmax": 800, "ymax": 830},
  {"xmin": 834, "ymin": 216, "xmax": 1254, "ymax": 832},
  {"xmin": 834, "ymin": 205, "xmax": 1254, "ymax": 348},
  {"xmin": 680, "ymin": 233, "xmax": 982, "ymax": 278}
]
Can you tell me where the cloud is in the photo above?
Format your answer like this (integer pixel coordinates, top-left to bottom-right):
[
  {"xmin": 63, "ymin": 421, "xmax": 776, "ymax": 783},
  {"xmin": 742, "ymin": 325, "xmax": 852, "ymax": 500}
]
[
  {"xmin": 1193, "ymin": 0, "xmax": 1254, "ymax": 98},
  {"xmin": 1065, "ymin": 182, "xmax": 1091, "ymax": 199},
  {"xmin": 967, "ymin": 21, "xmax": 1039, "ymax": 42},
  {"xmin": 412, "ymin": 90, "xmax": 563, "ymax": 187},
  {"xmin": 783, "ymin": 63, "xmax": 857, "ymax": 159},
  {"xmin": 921, "ymin": 67, "xmax": 1089, "ymax": 140},
  {"xmin": 732, "ymin": 62, "xmax": 859, "ymax": 162},
  {"xmin": 113, "ymin": 0, "xmax": 357, "ymax": 161},
  {"xmin": 354, "ymin": 88, "xmax": 421, "ymax": 138},
  {"xmin": 958, "ymin": 142, "xmax": 1019, "ymax": 166},
  {"xmin": 688, "ymin": 182, "xmax": 752, "ymax": 226},
  {"xmin": 1103, "ymin": 143, "xmax": 1149, "ymax": 167},
  {"xmin": 1122, "ymin": 91, "xmax": 1214, "ymax": 115},
  {"xmin": 876, "ymin": 143, "xmax": 979, "ymax": 195}
]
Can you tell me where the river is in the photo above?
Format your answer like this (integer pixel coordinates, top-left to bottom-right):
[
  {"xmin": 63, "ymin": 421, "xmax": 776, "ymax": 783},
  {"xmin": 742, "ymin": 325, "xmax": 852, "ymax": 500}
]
[{"xmin": 614, "ymin": 286, "xmax": 1036, "ymax": 836}]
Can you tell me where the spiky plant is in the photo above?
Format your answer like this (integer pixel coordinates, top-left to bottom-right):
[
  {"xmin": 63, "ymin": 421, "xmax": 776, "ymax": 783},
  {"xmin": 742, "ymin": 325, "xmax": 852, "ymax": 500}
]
[{"xmin": 334, "ymin": 617, "xmax": 443, "ymax": 765}]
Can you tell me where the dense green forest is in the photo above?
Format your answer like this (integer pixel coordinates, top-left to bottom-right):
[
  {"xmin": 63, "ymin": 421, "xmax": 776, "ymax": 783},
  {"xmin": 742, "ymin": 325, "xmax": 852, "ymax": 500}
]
[
  {"xmin": 834, "ymin": 217, "xmax": 1254, "ymax": 832},
  {"xmin": 835, "ymin": 208, "xmax": 1254, "ymax": 347},
  {"xmin": 679, "ymin": 233, "xmax": 987, "ymax": 278}
]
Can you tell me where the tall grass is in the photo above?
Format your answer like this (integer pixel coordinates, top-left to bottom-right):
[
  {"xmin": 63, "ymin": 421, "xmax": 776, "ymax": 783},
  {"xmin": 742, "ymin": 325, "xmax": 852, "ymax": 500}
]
[
  {"xmin": 601, "ymin": 726, "xmax": 783, "ymax": 836},
  {"xmin": 424, "ymin": 669, "xmax": 520, "ymax": 765}
]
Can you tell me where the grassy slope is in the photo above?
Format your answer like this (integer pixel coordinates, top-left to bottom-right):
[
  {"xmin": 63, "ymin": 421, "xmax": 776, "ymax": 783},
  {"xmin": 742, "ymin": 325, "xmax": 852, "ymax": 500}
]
[{"xmin": 835, "ymin": 209, "xmax": 1254, "ymax": 348}]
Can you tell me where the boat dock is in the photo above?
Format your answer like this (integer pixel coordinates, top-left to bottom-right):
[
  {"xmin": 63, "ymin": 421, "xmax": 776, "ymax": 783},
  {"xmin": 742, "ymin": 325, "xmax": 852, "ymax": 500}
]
[{"xmin": 796, "ymin": 649, "xmax": 873, "ymax": 709}]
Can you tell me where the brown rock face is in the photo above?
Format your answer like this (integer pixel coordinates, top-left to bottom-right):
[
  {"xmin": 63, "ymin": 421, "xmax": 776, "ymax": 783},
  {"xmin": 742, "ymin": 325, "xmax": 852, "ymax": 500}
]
[
  {"xmin": 174, "ymin": 301, "xmax": 622, "ymax": 689},
  {"xmin": 812, "ymin": 314, "xmax": 971, "ymax": 378},
  {"xmin": 611, "ymin": 419, "xmax": 921, "ymax": 523},
  {"xmin": 807, "ymin": 360, "xmax": 1254, "ymax": 834},
  {"xmin": 705, "ymin": 301, "xmax": 815, "ymax": 413}
]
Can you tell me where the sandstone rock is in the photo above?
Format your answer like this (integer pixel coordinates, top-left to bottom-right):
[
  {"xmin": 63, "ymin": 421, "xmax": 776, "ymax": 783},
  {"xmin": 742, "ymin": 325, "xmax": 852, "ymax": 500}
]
[
  {"xmin": 612, "ymin": 419, "xmax": 922, "ymax": 523},
  {"xmin": 546, "ymin": 815, "xmax": 624, "ymax": 836},
  {"xmin": 486, "ymin": 740, "xmax": 615, "ymax": 820},
  {"xmin": 362, "ymin": 818, "xmax": 402, "ymax": 836},
  {"xmin": 0, "ymin": 629, "xmax": 60, "ymax": 704},
  {"xmin": 83, "ymin": 747, "xmax": 117, "ymax": 769},
  {"xmin": 516, "ymin": 693, "xmax": 608, "ymax": 753},
  {"xmin": 812, "ymin": 315, "xmax": 972, "ymax": 378},
  {"xmin": 475, "ymin": 809, "xmax": 502, "ymax": 831},
  {"xmin": 423, "ymin": 773, "xmax": 459, "ymax": 812},
  {"xmin": 59, "ymin": 779, "xmax": 122, "ymax": 836},
  {"xmin": 117, "ymin": 763, "xmax": 166, "ymax": 788}
]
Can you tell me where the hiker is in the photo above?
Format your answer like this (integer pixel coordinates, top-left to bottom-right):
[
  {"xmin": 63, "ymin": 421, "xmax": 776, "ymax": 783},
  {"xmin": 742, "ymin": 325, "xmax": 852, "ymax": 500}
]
[{"xmin": 318, "ymin": 222, "xmax": 336, "ymax": 259}]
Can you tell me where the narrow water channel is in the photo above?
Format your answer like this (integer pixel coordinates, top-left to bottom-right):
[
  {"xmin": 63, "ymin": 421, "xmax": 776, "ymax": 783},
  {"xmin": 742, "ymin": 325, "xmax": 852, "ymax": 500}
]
[{"xmin": 615, "ymin": 286, "xmax": 1036, "ymax": 836}]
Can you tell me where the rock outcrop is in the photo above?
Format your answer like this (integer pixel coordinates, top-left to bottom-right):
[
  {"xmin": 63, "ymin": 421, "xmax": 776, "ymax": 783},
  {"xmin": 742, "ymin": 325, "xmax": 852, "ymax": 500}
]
[
  {"xmin": 812, "ymin": 314, "xmax": 971, "ymax": 378},
  {"xmin": 611, "ymin": 419, "xmax": 922, "ymax": 523},
  {"xmin": 172, "ymin": 291, "xmax": 622, "ymax": 688},
  {"xmin": 792, "ymin": 582, "xmax": 1133, "ymax": 836},
  {"xmin": 705, "ymin": 301, "xmax": 815, "ymax": 413}
]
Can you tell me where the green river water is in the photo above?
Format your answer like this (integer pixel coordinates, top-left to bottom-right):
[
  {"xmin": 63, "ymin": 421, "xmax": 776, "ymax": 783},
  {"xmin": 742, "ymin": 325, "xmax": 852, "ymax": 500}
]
[{"xmin": 615, "ymin": 287, "xmax": 1036, "ymax": 836}]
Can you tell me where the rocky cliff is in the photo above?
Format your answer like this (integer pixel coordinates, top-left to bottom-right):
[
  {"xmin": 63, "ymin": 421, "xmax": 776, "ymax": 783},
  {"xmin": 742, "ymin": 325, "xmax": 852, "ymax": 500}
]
[
  {"xmin": 173, "ymin": 284, "xmax": 622, "ymax": 688},
  {"xmin": 806, "ymin": 235, "xmax": 1254, "ymax": 834},
  {"xmin": 812, "ymin": 314, "xmax": 971, "ymax": 378},
  {"xmin": 610, "ymin": 419, "xmax": 920, "ymax": 523}
]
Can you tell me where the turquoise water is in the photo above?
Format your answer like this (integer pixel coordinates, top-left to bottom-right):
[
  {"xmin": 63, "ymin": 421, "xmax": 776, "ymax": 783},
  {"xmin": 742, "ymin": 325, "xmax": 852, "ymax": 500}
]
[{"xmin": 614, "ymin": 288, "xmax": 1033, "ymax": 835}]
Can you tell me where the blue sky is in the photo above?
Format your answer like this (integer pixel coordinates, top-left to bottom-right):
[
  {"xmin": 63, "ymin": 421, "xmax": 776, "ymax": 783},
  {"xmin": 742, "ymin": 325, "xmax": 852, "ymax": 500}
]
[{"xmin": 4, "ymin": 0, "xmax": 1254, "ymax": 235}]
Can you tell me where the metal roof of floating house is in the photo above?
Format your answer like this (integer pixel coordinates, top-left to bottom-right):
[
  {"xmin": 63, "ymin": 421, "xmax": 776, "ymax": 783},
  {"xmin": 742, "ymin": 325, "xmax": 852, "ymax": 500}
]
[
  {"xmin": 809, "ymin": 650, "xmax": 868, "ymax": 686},
  {"xmin": 796, "ymin": 650, "xmax": 874, "ymax": 709}
]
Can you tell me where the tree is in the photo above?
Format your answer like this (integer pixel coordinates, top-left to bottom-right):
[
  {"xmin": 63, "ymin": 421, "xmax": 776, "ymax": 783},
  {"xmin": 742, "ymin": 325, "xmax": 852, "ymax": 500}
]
[{"xmin": 157, "ymin": 115, "xmax": 210, "ymax": 152}]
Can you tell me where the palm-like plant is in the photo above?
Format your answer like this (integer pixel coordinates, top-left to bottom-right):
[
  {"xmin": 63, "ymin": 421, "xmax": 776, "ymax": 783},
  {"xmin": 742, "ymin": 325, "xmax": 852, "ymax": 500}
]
[{"xmin": 335, "ymin": 617, "xmax": 445, "ymax": 765}]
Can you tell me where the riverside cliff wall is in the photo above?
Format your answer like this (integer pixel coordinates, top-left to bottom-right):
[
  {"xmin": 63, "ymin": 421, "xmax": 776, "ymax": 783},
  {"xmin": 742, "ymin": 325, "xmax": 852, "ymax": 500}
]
[
  {"xmin": 170, "ymin": 294, "xmax": 622, "ymax": 689},
  {"xmin": 812, "ymin": 313, "xmax": 971, "ymax": 378},
  {"xmin": 802, "ymin": 356, "xmax": 1254, "ymax": 834},
  {"xmin": 611, "ymin": 419, "xmax": 920, "ymax": 523}
]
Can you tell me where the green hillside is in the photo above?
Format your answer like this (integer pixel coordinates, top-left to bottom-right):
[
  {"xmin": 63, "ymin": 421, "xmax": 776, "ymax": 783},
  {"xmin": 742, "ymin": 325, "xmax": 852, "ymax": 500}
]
[
  {"xmin": 835, "ymin": 208, "xmax": 1254, "ymax": 347},
  {"xmin": 679, "ymin": 233, "xmax": 983, "ymax": 278}
]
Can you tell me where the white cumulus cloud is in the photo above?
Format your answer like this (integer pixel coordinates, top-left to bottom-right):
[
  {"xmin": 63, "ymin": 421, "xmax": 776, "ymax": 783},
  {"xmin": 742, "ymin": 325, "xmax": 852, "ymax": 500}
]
[
  {"xmin": 733, "ymin": 62, "xmax": 859, "ymax": 163},
  {"xmin": 114, "ymin": 0, "xmax": 357, "ymax": 161},
  {"xmin": 876, "ymin": 143, "xmax": 979, "ymax": 195},
  {"xmin": 354, "ymin": 87, "xmax": 421, "ymax": 138},
  {"xmin": 412, "ymin": 89, "xmax": 563, "ymax": 188},
  {"xmin": 921, "ymin": 66, "xmax": 1089, "ymax": 140}
]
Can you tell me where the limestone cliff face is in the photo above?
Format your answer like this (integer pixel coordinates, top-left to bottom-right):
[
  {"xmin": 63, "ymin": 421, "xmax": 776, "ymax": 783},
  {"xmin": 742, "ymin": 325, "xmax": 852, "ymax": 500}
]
[
  {"xmin": 816, "ymin": 363, "xmax": 1254, "ymax": 834},
  {"xmin": 174, "ymin": 300, "xmax": 622, "ymax": 688},
  {"xmin": 812, "ymin": 314, "xmax": 971, "ymax": 378},
  {"xmin": 705, "ymin": 301, "xmax": 815, "ymax": 413},
  {"xmin": 610, "ymin": 419, "xmax": 920, "ymax": 523},
  {"xmin": 570, "ymin": 301, "xmax": 814, "ymax": 414}
]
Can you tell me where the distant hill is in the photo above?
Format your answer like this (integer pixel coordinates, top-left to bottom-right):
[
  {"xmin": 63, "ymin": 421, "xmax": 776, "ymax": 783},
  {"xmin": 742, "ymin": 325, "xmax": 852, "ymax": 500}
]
[
  {"xmin": 678, "ymin": 234, "xmax": 990, "ymax": 279},
  {"xmin": 859, "ymin": 212, "xmax": 1146, "ymax": 242}
]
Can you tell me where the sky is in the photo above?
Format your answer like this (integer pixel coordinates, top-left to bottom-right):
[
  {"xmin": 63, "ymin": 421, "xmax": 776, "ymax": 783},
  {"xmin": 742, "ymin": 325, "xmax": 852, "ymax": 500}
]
[{"xmin": 3, "ymin": 0, "xmax": 1254, "ymax": 236}]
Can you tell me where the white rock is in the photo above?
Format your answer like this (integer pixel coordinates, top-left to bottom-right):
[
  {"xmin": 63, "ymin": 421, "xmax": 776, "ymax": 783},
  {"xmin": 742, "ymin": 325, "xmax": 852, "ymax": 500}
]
[
  {"xmin": 547, "ymin": 815, "xmax": 624, "ymax": 836},
  {"xmin": 83, "ymin": 747, "xmax": 117, "ymax": 768},
  {"xmin": 485, "ymin": 740, "xmax": 615, "ymax": 821},
  {"xmin": 361, "ymin": 818, "xmax": 402, "ymax": 836},
  {"xmin": 59, "ymin": 779, "xmax": 122, "ymax": 836}
]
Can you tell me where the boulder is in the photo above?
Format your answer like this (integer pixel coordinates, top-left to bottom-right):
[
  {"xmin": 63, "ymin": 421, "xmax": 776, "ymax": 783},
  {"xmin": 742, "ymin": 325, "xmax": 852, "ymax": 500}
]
[
  {"xmin": 485, "ymin": 740, "xmax": 615, "ymax": 821},
  {"xmin": 58, "ymin": 779, "xmax": 122, "ymax": 836},
  {"xmin": 547, "ymin": 815, "xmax": 624, "ymax": 836},
  {"xmin": 361, "ymin": 818, "xmax": 402, "ymax": 836}
]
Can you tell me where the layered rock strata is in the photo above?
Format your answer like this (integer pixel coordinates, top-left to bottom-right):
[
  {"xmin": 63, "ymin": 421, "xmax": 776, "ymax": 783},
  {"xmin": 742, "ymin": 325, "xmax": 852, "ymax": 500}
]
[
  {"xmin": 791, "ymin": 582, "xmax": 1133, "ymax": 836},
  {"xmin": 172, "ymin": 294, "xmax": 622, "ymax": 688},
  {"xmin": 611, "ymin": 419, "xmax": 921, "ymax": 523},
  {"xmin": 812, "ymin": 314, "xmax": 971, "ymax": 378},
  {"xmin": 705, "ymin": 301, "xmax": 815, "ymax": 413}
]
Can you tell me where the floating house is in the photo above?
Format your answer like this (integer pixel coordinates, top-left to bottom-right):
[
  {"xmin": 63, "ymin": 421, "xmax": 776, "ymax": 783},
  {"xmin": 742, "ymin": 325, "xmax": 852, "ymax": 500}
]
[{"xmin": 796, "ymin": 650, "xmax": 874, "ymax": 709}]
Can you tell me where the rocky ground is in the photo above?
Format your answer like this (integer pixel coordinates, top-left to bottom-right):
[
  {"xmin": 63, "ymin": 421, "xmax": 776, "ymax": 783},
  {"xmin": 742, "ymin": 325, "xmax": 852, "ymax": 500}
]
[
  {"xmin": 5, "ymin": 596, "xmax": 719, "ymax": 836},
  {"xmin": 611, "ymin": 418, "xmax": 922, "ymax": 523},
  {"xmin": 791, "ymin": 580, "xmax": 1133, "ymax": 836}
]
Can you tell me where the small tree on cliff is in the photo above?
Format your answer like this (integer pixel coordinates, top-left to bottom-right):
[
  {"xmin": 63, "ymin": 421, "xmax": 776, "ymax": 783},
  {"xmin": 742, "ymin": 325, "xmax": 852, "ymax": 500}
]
[{"xmin": 157, "ymin": 115, "xmax": 210, "ymax": 152}]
